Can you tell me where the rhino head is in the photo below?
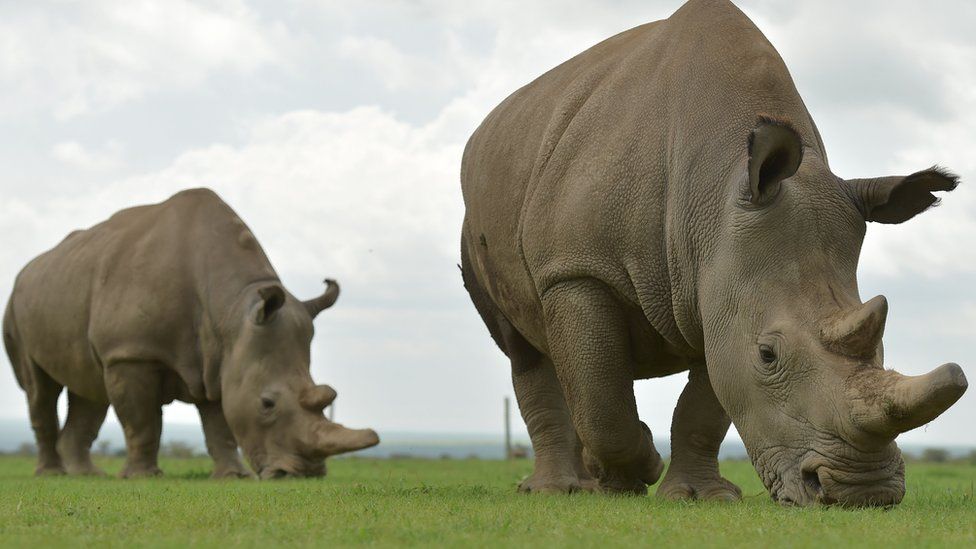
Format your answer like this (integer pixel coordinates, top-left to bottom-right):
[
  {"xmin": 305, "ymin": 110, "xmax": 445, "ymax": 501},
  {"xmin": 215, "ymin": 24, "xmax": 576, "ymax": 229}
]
[
  {"xmin": 219, "ymin": 279, "xmax": 379, "ymax": 479},
  {"xmin": 699, "ymin": 117, "xmax": 967, "ymax": 506}
]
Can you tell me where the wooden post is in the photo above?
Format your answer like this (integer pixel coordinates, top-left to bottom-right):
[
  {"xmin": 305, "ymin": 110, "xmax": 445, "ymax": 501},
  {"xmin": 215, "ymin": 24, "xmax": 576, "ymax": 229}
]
[{"xmin": 504, "ymin": 396, "xmax": 512, "ymax": 460}]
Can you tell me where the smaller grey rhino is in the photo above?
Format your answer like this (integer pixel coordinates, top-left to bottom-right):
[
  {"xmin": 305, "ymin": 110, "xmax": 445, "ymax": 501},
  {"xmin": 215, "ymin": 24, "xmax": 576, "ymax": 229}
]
[{"xmin": 3, "ymin": 188, "xmax": 378, "ymax": 479}]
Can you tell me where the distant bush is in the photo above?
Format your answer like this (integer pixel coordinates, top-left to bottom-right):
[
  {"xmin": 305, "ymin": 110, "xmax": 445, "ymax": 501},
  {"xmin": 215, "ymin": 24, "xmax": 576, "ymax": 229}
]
[
  {"xmin": 93, "ymin": 440, "xmax": 113, "ymax": 456},
  {"xmin": 15, "ymin": 443, "xmax": 37, "ymax": 456},
  {"xmin": 160, "ymin": 441, "xmax": 198, "ymax": 459},
  {"xmin": 920, "ymin": 448, "xmax": 950, "ymax": 463}
]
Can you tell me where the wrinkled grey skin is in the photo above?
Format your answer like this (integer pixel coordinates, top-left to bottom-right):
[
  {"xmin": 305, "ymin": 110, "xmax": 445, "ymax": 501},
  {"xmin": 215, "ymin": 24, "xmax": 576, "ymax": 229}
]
[
  {"xmin": 460, "ymin": 0, "xmax": 967, "ymax": 506},
  {"xmin": 3, "ymin": 188, "xmax": 378, "ymax": 479}
]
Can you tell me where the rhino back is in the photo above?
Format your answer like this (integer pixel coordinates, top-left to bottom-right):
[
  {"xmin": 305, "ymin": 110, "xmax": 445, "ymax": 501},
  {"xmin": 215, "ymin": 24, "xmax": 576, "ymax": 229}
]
[
  {"xmin": 462, "ymin": 0, "xmax": 825, "ymax": 357},
  {"xmin": 461, "ymin": 20, "xmax": 656, "ymax": 350},
  {"xmin": 8, "ymin": 188, "xmax": 277, "ymax": 403}
]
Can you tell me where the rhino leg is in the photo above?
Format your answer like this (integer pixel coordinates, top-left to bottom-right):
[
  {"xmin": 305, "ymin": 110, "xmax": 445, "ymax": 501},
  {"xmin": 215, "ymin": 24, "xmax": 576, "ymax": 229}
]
[
  {"xmin": 197, "ymin": 401, "xmax": 252, "ymax": 479},
  {"xmin": 105, "ymin": 363, "xmax": 163, "ymax": 478},
  {"xmin": 657, "ymin": 367, "xmax": 741, "ymax": 502},
  {"xmin": 57, "ymin": 392, "xmax": 108, "ymax": 476},
  {"xmin": 24, "ymin": 361, "xmax": 66, "ymax": 476},
  {"xmin": 542, "ymin": 279, "xmax": 664, "ymax": 494},
  {"xmin": 461, "ymin": 244, "xmax": 592, "ymax": 493},
  {"xmin": 511, "ymin": 347, "xmax": 594, "ymax": 494}
]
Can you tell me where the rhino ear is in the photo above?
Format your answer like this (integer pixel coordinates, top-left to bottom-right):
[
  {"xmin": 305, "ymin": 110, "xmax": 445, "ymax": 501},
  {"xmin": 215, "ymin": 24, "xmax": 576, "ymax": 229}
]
[
  {"xmin": 847, "ymin": 167, "xmax": 959, "ymax": 224},
  {"xmin": 747, "ymin": 116, "xmax": 803, "ymax": 205},
  {"xmin": 253, "ymin": 284, "xmax": 286, "ymax": 325}
]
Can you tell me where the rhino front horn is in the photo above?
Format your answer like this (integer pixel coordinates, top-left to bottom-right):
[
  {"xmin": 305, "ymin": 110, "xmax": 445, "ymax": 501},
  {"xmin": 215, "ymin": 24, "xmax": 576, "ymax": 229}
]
[
  {"xmin": 303, "ymin": 278, "xmax": 340, "ymax": 319},
  {"xmin": 851, "ymin": 363, "xmax": 968, "ymax": 438},
  {"xmin": 317, "ymin": 424, "xmax": 380, "ymax": 457}
]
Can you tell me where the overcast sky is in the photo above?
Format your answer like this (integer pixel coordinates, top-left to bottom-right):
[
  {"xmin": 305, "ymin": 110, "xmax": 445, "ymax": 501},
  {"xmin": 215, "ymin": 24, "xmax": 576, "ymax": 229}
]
[{"xmin": 1, "ymin": 0, "xmax": 974, "ymax": 447}]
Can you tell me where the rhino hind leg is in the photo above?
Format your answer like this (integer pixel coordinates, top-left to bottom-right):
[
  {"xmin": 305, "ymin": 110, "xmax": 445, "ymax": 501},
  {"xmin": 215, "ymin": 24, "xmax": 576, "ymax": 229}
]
[
  {"xmin": 511, "ymin": 344, "xmax": 595, "ymax": 494},
  {"xmin": 24, "ymin": 361, "xmax": 66, "ymax": 476},
  {"xmin": 657, "ymin": 367, "xmax": 742, "ymax": 502},
  {"xmin": 197, "ymin": 401, "xmax": 252, "ymax": 479},
  {"xmin": 460, "ymin": 241, "xmax": 591, "ymax": 494},
  {"xmin": 105, "ymin": 362, "xmax": 164, "ymax": 478},
  {"xmin": 542, "ymin": 279, "xmax": 664, "ymax": 495},
  {"xmin": 57, "ymin": 392, "xmax": 108, "ymax": 476}
]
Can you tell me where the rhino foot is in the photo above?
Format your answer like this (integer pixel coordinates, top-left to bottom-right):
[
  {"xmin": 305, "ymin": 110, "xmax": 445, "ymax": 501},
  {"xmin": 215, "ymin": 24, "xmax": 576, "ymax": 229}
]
[
  {"xmin": 211, "ymin": 467, "xmax": 255, "ymax": 480},
  {"xmin": 657, "ymin": 473, "xmax": 742, "ymax": 502},
  {"xmin": 120, "ymin": 465, "xmax": 163, "ymax": 479},
  {"xmin": 596, "ymin": 475, "xmax": 649, "ymax": 495},
  {"xmin": 582, "ymin": 423, "xmax": 664, "ymax": 496},
  {"xmin": 584, "ymin": 453, "xmax": 653, "ymax": 495},
  {"xmin": 66, "ymin": 464, "xmax": 107, "ymax": 477},
  {"xmin": 518, "ymin": 472, "xmax": 596, "ymax": 494},
  {"xmin": 34, "ymin": 465, "xmax": 67, "ymax": 477}
]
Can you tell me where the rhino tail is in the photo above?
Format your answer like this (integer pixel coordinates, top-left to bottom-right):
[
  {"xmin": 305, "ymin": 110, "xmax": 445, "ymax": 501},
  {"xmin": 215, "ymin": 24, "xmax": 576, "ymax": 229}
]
[
  {"xmin": 3, "ymin": 297, "xmax": 27, "ymax": 390},
  {"xmin": 459, "ymin": 233, "xmax": 536, "ymax": 362}
]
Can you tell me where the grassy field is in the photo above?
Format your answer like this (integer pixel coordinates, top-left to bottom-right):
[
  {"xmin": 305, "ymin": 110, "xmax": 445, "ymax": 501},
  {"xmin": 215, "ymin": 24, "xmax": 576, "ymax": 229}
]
[{"xmin": 0, "ymin": 456, "xmax": 973, "ymax": 548}]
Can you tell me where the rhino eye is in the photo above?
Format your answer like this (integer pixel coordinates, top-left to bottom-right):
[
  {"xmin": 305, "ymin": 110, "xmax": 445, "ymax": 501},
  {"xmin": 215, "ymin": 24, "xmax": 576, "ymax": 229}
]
[
  {"xmin": 261, "ymin": 397, "xmax": 276, "ymax": 410},
  {"xmin": 759, "ymin": 344, "xmax": 777, "ymax": 364}
]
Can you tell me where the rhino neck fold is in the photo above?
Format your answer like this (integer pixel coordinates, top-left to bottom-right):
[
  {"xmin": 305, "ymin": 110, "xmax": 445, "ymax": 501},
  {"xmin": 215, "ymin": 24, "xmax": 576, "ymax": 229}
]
[{"xmin": 191, "ymin": 208, "xmax": 280, "ymax": 402}]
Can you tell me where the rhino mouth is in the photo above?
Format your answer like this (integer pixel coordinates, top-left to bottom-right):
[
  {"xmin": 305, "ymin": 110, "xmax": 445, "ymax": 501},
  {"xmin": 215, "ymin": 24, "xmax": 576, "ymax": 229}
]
[
  {"xmin": 797, "ymin": 453, "xmax": 905, "ymax": 507},
  {"xmin": 757, "ymin": 444, "xmax": 905, "ymax": 507},
  {"xmin": 257, "ymin": 459, "xmax": 327, "ymax": 480}
]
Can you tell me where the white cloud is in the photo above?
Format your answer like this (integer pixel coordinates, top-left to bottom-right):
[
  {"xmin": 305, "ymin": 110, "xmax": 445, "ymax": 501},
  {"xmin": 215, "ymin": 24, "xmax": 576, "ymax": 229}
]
[
  {"xmin": 51, "ymin": 141, "xmax": 125, "ymax": 172},
  {"xmin": 0, "ymin": 0, "xmax": 291, "ymax": 120},
  {"xmin": 337, "ymin": 35, "xmax": 458, "ymax": 93}
]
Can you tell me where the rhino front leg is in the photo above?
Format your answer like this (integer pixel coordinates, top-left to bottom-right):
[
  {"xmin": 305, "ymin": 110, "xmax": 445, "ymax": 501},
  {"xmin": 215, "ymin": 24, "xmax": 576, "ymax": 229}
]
[
  {"xmin": 197, "ymin": 401, "xmax": 252, "ymax": 479},
  {"xmin": 104, "ymin": 362, "xmax": 163, "ymax": 478},
  {"xmin": 542, "ymin": 279, "xmax": 664, "ymax": 494},
  {"xmin": 57, "ymin": 392, "xmax": 108, "ymax": 476},
  {"xmin": 657, "ymin": 367, "xmax": 741, "ymax": 501}
]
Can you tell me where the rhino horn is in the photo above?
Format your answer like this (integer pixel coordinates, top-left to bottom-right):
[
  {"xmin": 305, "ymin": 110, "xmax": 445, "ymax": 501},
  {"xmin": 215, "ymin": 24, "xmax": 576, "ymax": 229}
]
[
  {"xmin": 316, "ymin": 423, "xmax": 380, "ymax": 457},
  {"xmin": 822, "ymin": 295, "xmax": 887, "ymax": 359},
  {"xmin": 303, "ymin": 278, "xmax": 340, "ymax": 319},
  {"xmin": 850, "ymin": 363, "xmax": 968, "ymax": 438},
  {"xmin": 299, "ymin": 384, "xmax": 337, "ymax": 412}
]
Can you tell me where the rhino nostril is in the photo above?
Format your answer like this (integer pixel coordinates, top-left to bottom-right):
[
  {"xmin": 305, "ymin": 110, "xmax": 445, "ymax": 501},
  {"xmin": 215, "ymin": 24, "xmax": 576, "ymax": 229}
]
[
  {"xmin": 802, "ymin": 468, "xmax": 837, "ymax": 505},
  {"xmin": 266, "ymin": 468, "xmax": 289, "ymax": 480},
  {"xmin": 803, "ymin": 470, "xmax": 823, "ymax": 494},
  {"xmin": 802, "ymin": 468, "xmax": 822, "ymax": 494}
]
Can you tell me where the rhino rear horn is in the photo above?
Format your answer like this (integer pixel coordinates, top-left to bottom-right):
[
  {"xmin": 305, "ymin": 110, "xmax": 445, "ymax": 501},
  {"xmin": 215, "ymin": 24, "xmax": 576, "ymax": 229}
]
[
  {"xmin": 300, "ymin": 384, "xmax": 337, "ymax": 412},
  {"xmin": 822, "ymin": 296, "xmax": 887, "ymax": 359},
  {"xmin": 303, "ymin": 278, "xmax": 340, "ymax": 319},
  {"xmin": 747, "ymin": 115, "xmax": 803, "ymax": 205}
]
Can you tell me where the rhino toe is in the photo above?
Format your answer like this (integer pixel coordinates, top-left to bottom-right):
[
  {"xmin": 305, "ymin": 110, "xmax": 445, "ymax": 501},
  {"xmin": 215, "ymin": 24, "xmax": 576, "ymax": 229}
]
[{"xmin": 657, "ymin": 474, "xmax": 742, "ymax": 502}]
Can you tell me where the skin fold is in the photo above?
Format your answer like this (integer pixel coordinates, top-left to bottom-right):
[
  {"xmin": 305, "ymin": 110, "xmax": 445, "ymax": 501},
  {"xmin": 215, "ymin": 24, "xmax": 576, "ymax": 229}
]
[
  {"xmin": 3, "ymin": 189, "xmax": 378, "ymax": 479},
  {"xmin": 460, "ymin": 0, "xmax": 967, "ymax": 505}
]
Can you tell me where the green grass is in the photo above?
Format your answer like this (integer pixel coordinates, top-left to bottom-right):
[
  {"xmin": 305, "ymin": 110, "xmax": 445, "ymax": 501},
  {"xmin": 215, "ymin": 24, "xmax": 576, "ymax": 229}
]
[{"xmin": 0, "ymin": 456, "xmax": 973, "ymax": 548}]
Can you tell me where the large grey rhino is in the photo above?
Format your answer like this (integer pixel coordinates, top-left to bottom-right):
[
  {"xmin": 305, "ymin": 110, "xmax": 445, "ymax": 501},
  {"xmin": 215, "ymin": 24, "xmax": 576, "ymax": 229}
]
[
  {"xmin": 460, "ymin": 0, "xmax": 967, "ymax": 506},
  {"xmin": 3, "ymin": 188, "xmax": 379, "ymax": 479}
]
